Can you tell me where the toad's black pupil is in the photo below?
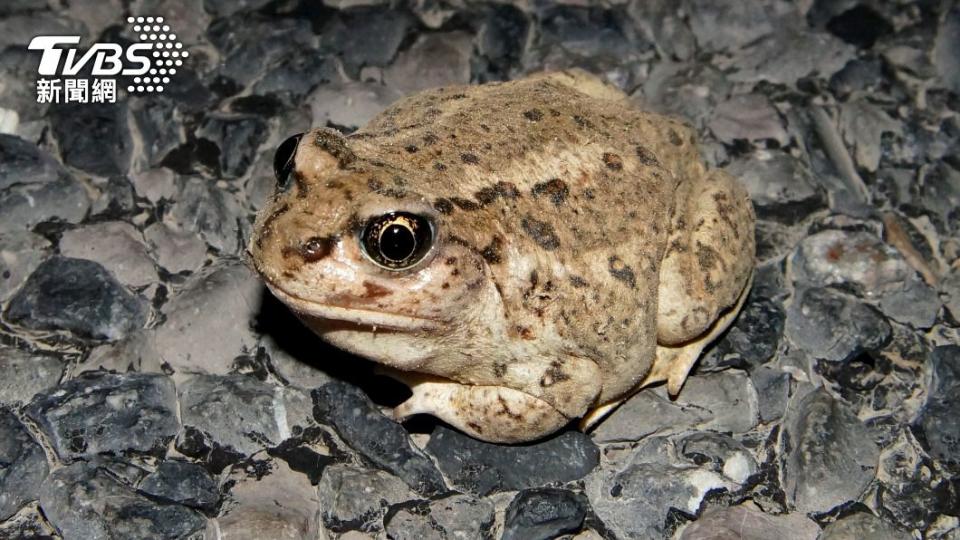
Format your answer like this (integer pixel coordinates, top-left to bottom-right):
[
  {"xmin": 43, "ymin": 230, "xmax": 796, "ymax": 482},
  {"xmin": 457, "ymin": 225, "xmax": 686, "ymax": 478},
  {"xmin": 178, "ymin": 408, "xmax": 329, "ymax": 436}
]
[{"xmin": 381, "ymin": 224, "xmax": 416, "ymax": 262}]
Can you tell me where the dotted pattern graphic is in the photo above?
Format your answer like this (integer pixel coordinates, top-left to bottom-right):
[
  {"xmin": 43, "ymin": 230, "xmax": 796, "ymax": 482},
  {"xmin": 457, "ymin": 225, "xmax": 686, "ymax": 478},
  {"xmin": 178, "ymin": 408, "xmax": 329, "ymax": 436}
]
[{"xmin": 125, "ymin": 16, "xmax": 187, "ymax": 94}]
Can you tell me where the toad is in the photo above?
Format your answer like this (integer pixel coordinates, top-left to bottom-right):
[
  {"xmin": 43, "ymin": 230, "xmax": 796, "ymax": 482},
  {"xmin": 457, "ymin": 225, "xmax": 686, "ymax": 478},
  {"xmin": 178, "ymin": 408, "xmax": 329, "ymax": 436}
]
[{"xmin": 248, "ymin": 70, "xmax": 755, "ymax": 443}]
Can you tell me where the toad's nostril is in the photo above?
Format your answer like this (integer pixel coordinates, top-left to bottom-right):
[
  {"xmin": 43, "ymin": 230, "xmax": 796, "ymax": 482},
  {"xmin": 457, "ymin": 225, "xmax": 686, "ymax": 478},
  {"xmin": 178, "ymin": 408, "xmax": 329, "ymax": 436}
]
[{"xmin": 299, "ymin": 236, "xmax": 334, "ymax": 262}]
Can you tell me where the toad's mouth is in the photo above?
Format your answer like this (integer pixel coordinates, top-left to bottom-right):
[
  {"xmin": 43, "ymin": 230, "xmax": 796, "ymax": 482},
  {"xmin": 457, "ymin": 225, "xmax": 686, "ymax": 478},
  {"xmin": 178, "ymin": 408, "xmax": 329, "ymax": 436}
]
[{"xmin": 263, "ymin": 281, "xmax": 440, "ymax": 332}]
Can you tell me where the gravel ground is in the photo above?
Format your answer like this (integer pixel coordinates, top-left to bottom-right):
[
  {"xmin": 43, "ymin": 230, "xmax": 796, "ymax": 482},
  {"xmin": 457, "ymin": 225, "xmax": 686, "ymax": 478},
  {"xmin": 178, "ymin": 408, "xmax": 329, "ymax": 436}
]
[{"xmin": 1, "ymin": 0, "xmax": 959, "ymax": 539}]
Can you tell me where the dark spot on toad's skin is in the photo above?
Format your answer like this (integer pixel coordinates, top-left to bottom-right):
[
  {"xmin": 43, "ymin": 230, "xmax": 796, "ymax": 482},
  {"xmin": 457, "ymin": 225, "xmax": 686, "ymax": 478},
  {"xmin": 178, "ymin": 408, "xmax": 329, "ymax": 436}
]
[
  {"xmin": 434, "ymin": 198, "xmax": 454, "ymax": 214},
  {"xmin": 379, "ymin": 188, "xmax": 407, "ymax": 199},
  {"xmin": 531, "ymin": 178, "xmax": 569, "ymax": 205},
  {"xmin": 583, "ymin": 189, "xmax": 595, "ymax": 200},
  {"xmin": 361, "ymin": 281, "xmax": 391, "ymax": 299},
  {"xmin": 367, "ymin": 178, "xmax": 383, "ymax": 191},
  {"xmin": 467, "ymin": 421, "xmax": 484, "ymax": 434},
  {"xmin": 434, "ymin": 162, "xmax": 447, "ymax": 171},
  {"xmin": 451, "ymin": 197, "xmax": 480, "ymax": 211},
  {"xmin": 460, "ymin": 153, "xmax": 480, "ymax": 164},
  {"xmin": 603, "ymin": 152, "xmax": 623, "ymax": 170},
  {"xmin": 445, "ymin": 257, "xmax": 457, "ymax": 265},
  {"xmin": 573, "ymin": 115, "xmax": 594, "ymax": 129},
  {"xmin": 423, "ymin": 133, "xmax": 438, "ymax": 145},
  {"xmin": 481, "ymin": 236, "xmax": 504, "ymax": 264},
  {"xmin": 405, "ymin": 144, "xmax": 418, "ymax": 153},
  {"xmin": 669, "ymin": 129, "xmax": 683, "ymax": 146},
  {"xmin": 479, "ymin": 123, "xmax": 491, "ymax": 132},
  {"xmin": 540, "ymin": 360, "xmax": 571, "ymax": 387},
  {"xmin": 635, "ymin": 145, "xmax": 659, "ymax": 166},
  {"xmin": 441, "ymin": 282, "xmax": 450, "ymax": 289},
  {"xmin": 523, "ymin": 109, "xmax": 544, "ymax": 121},
  {"xmin": 325, "ymin": 180, "xmax": 343, "ymax": 189},
  {"xmin": 292, "ymin": 171, "xmax": 309, "ymax": 197},
  {"xmin": 608, "ymin": 255, "xmax": 636, "ymax": 288},
  {"xmin": 300, "ymin": 236, "xmax": 334, "ymax": 262},
  {"xmin": 521, "ymin": 216, "xmax": 561, "ymax": 251},
  {"xmin": 569, "ymin": 275, "xmax": 588, "ymax": 288},
  {"xmin": 495, "ymin": 182, "xmax": 520, "ymax": 199},
  {"xmin": 475, "ymin": 187, "xmax": 498, "ymax": 206},
  {"xmin": 493, "ymin": 362, "xmax": 507, "ymax": 378}
]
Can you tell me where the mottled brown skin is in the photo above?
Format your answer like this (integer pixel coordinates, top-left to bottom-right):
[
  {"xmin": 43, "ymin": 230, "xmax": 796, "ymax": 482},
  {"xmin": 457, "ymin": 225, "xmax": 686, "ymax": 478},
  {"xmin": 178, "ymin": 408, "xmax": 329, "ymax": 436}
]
[{"xmin": 248, "ymin": 70, "xmax": 755, "ymax": 443}]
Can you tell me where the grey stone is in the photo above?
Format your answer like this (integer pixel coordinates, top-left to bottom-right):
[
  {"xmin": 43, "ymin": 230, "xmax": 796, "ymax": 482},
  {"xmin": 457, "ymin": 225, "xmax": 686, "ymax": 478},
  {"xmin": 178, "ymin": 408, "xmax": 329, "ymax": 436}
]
[
  {"xmin": 317, "ymin": 464, "xmax": 415, "ymax": 534},
  {"xmin": 531, "ymin": 5, "xmax": 648, "ymax": 76},
  {"xmin": 203, "ymin": 0, "xmax": 273, "ymax": 18},
  {"xmin": 196, "ymin": 114, "xmax": 269, "ymax": 179},
  {"xmin": 943, "ymin": 267, "xmax": 960, "ymax": 324},
  {"xmin": 0, "ymin": 135, "xmax": 90, "ymax": 231},
  {"xmin": 0, "ymin": 12, "xmax": 86, "ymax": 53},
  {"xmin": 820, "ymin": 512, "xmax": 910, "ymax": 540},
  {"xmin": 477, "ymin": 5, "xmax": 531, "ymax": 76},
  {"xmin": 309, "ymin": 80, "xmax": 403, "ymax": 131},
  {"xmin": 166, "ymin": 176, "xmax": 248, "ymax": 254},
  {"xmin": 592, "ymin": 370, "xmax": 759, "ymax": 442},
  {"xmin": 709, "ymin": 94, "xmax": 788, "ymax": 146},
  {"xmin": 143, "ymin": 221, "xmax": 208, "ymax": 274},
  {"xmin": 6, "ymin": 256, "xmax": 147, "ymax": 341},
  {"xmin": 0, "ymin": 229, "xmax": 50, "ymax": 302},
  {"xmin": 318, "ymin": 8, "xmax": 415, "ymax": 77},
  {"xmin": 934, "ymin": 5, "xmax": 960, "ymax": 93},
  {"xmin": 88, "ymin": 175, "xmax": 136, "ymax": 217},
  {"xmin": 60, "ymin": 221, "xmax": 159, "ymax": 288},
  {"xmin": 829, "ymin": 57, "xmax": 885, "ymax": 99},
  {"xmin": 259, "ymin": 332, "xmax": 333, "ymax": 390},
  {"xmin": 138, "ymin": 460, "xmax": 219, "ymax": 512},
  {"xmin": 152, "ymin": 260, "xmax": 262, "ymax": 375},
  {"xmin": 0, "ymin": 347, "xmax": 63, "ymax": 407},
  {"xmin": 780, "ymin": 388, "xmax": 880, "ymax": 513},
  {"xmin": 676, "ymin": 432, "xmax": 758, "ymax": 485},
  {"xmin": 707, "ymin": 265, "xmax": 787, "ymax": 369},
  {"xmin": 502, "ymin": 488, "xmax": 589, "ymax": 540},
  {"xmin": 207, "ymin": 15, "xmax": 317, "ymax": 89},
  {"xmin": 177, "ymin": 374, "xmax": 310, "ymax": 462},
  {"xmin": 838, "ymin": 101, "xmax": 901, "ymax": 173},
  {"xmin": 874, "ymin": 429, "xmax": 953, "ymax": 530},
  {"xmin": 790, "ymin": 230, "xmax": 938, "ymax": 328},
  {"xmin": 919, "ymin": 346, "xmax": 960, "ymax": 472},
  {"xmin": 48, "ymin": 102, "xmax": 132, "ymax": 177},
  {"xmin": 313, "ymin": 382, "xmax": 447, "ymax": 496},
  {"xmin": 0, "ymin": 410, "xmax": 49, "ymax": 520},
  {"xmin": 384, "ymin": 32, "xmax": 473, "ymax": 96},
  {"xmin": 39, "ymin": 460, "xmax": 206, "ymax": 540},
  {"xmin": 724, "ymin": 28, "xmax": 856, "ymax": 86},
  {"xmin": 678, "ymin": 504, "xmax": 820, "ymax": 540},
  {"xmin": 26, "ymin": 372, "xmax": 179, "ymax": 461},
  {"xmin": 425, "ymin": 425, "xmax": 598, "ymax": 496},
  {"xmin": 750, "ymin": 365, "xmax": 791, "ymax": 423},
  {"xmin": 724, "ymin": 153, "xmax": 824, "ymax": 225},
  {"xmin": 218, "ymin": 459, "xmax": 320, "ymax": 540},
  {"xmin": 586, "ymin": 458, "xmax": 733, "ymax": 540},
  {"xmin": 684, "ymin": 0, "xmax": 792, "ymax": 52},
  {"xmin": 785, "ymin": 287, "xmax": 891, "ymax": 363},
  {"xmin": 627, "ymin": 1, "xmax": 694, "ymax": 61},
  {"xmin": 385, "ymin": 494, "xmax": 495, "ymax": 540},
  {"xmin": 0, "ymin": 504, "xmax": 58, "ymax": 538},
  {"xmin": 0, "ymin": 48, "xmax": 48, "ymax": 127},
  {"xmin": 251, "ymin": 51, "xmax": 338, "ymax": 104},
  {"xmin": 130, "ymin": 166, "xmax": 177, "ymax": 204},
  {"xmin": 639, "ymin": 61, "xmax": 731, "ymax": 130},
  {"xmin": 131, "ymin": 96, "xmax": 186, "ymax": 167}
]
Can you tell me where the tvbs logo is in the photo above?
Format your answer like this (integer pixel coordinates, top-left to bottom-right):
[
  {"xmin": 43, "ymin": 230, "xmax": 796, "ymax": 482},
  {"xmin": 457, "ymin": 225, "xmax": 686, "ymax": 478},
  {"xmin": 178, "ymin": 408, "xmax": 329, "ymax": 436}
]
[{"xmin": 29, "ymin": 16, "xmax": 187, "ymax": 104}]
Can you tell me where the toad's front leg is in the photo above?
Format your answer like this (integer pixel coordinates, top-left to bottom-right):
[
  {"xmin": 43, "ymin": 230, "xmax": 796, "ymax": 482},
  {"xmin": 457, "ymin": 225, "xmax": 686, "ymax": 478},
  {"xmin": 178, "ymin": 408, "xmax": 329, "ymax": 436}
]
[{"xmin": 393, "ymin": 377, "xmax": 572, "ymax": 443}]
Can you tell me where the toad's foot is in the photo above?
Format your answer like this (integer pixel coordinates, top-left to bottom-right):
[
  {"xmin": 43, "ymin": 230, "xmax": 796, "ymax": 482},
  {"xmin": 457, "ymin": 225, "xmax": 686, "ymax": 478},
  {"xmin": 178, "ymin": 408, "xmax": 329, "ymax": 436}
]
[{"xmin": 391, "ymin": 373, "xmax": 570, "ymax": 444}]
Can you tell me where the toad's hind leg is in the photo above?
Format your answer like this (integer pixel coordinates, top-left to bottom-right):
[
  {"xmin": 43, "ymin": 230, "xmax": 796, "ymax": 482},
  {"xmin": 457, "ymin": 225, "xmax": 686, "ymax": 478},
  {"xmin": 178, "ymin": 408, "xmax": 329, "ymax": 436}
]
[{"xmin": 391, "ymin": 373, "xmax": 570, "ymax": 444}]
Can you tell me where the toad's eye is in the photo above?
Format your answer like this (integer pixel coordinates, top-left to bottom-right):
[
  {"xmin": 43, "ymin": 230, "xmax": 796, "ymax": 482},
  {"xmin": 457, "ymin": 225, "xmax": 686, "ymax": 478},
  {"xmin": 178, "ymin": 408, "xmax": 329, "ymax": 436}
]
[
  {"xmin": 360, "ymin": 212, "xmax": 434, "ymax": 270},
  {"xmin": 273, "ymin": 133, "xmax": 303, "ymax": 191}
]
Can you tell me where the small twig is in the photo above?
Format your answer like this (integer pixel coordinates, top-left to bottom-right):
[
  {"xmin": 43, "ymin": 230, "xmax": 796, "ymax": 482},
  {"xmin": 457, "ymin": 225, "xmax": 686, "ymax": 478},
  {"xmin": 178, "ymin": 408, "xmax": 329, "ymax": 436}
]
[{"xmin": 810, "ymin": 106, "xmax": 872, "ymax": 204}]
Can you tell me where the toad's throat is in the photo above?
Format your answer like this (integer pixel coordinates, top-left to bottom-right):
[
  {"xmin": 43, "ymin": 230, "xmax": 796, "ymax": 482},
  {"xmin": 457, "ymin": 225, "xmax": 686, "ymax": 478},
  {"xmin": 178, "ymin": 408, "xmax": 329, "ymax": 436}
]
[{"xmin": 263, "ymin": 281, "xmax": 440, "ymax": 332}]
